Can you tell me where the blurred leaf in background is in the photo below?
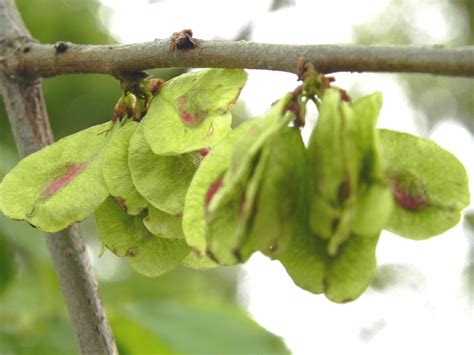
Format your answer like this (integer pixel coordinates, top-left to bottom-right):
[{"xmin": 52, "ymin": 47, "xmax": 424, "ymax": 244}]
[
  {"xmin": 0, "ymin": 232, "xmax": 15, "ymax": 294},
  {"xmin": 0, "ymin": 0, "xmax": 287, "ymax": 353},
  {"xmin": 1, "ymin": 0, "xmax": 118, "ymax": 148},
  {"xmin": 112, "ymin": 301, "xmax": 289, "ymax": 354}
]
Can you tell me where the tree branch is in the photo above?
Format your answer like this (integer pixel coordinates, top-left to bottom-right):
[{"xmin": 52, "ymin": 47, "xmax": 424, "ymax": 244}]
[
  {"xmin": 0, "ymin": 1, "xmax": 117, "ymax": 353},
  {"xmin": 6, "ymin": 40, "xmax": 474, "ymax": 78}
]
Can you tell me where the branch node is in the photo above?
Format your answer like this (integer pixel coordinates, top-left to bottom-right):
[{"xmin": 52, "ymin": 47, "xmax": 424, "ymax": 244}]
[
  {"xmin": 168, "ymin": 29, "xmax": 196, "ymax": 51},
  {"xmin": 54, "ymin": 41, "xmax": 69, "ymax": 54}
]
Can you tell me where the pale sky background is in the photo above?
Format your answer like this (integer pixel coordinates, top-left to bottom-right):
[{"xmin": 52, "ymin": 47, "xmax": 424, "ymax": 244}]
[{"xmin": 96, "ymin": 1, "xmax": 474, "ymax": 354}]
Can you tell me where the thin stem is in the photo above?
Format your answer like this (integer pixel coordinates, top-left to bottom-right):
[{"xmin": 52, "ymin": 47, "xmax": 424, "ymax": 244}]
[
  {"xmin": 0, "ymin": 0, "xmax": 117, "ymax": 353},
  {"xmin": 6, "ymin": 40, "xmax": 474, "ymax": 78}
]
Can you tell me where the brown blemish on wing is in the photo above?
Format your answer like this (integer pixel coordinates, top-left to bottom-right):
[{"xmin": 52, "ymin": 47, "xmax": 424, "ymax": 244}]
[
  {"xmin": 41, "ymin": 162, "xmax": 88, "ymax": 198},
  {"xmin": 205, "ymin": 249, "xmax": 219, "ymax": 263},
  {"xmin": 191, "ymin": 247, "xmax": 202, "ymax": 256},
  {"xmin": 323, "ymin": 277, "xmax": 330, "ymax": 292},
  {"xmin": 239, "ymin": 195, "xmax": 246, "ymax": 217},
  {"xmin": 126, "ymin": 248, "xmax": 137, "ymax": 257},
  {"xmin": 267, "ymin": 243, "xmax": 277, "ymax": 253},
  {"xmin": 340, "ymin": 297, "xmax": 355, "ymax": 303},
  {"xmin": 26, "ymin": 206, "xmax": 36, "ymax": 218},
  {"xmin": 233, "ymin": 249, "xmax": 243, "ymax": 263},
  {"xmin": 206, "ymin": 122, "xmax": 214, "ymax": 137},
  {"xmin": 115, "ymin": 197, "xmax": 128, "ymax": 212},
  {"xmin": 337, "ymin": 180, "xmax": 351, "ymax": 203}
]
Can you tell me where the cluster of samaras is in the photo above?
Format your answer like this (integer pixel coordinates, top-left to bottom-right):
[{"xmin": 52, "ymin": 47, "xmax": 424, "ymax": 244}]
[{"xmin": 0, "ymin": 68, "xmax": 468, "ymax": 303}]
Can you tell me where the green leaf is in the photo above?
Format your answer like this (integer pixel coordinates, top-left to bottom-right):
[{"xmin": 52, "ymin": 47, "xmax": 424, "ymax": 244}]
[
  {"xmin": 121, "ymin": 301, "xmax": 289, "ymax": 355},
  {"xmin": 324, "ymin": 234, "xmax": 379, "ymax": 303},
  {"xmin": 111, "ymin": 314, "xmax": 177, "ymax": 355},
  {"xmin": 380, "ymin": 129, "xmax": 470, "ymax": 239},
  {"xmin": 0, "ymin": 122, "xmax": 113, "ymax": 232},
  {"xmin": 102, "ymin": 121, "xmax": 147, "ymax": 215},
  {"xmin": 0, "ymin": 317, "xmax": 77, "ymax": 355},
  {"xmin": 0, "ymin": 232, "xmax": 15, "ymax": 294},
  {"xmin": 0, "ymin": 143, "xmax": 18, "ymax": 180},
  {"xmin": 143, "ymin": 69, "xmax": 248, "ymax": 155},
  {"xmin": 0, "ymin": 213, "xmax": 47, "ymax": 262},
  {"xmin": 95, "ymin": 197, "xmax": 189, "ymax": 277},
  {"xmin": 128, "ymin": 124, "xmax": 199, "ymax": 216},
  {"xmin": 143, "ymin": 205, "xmax": 184, "ymax": 239}
]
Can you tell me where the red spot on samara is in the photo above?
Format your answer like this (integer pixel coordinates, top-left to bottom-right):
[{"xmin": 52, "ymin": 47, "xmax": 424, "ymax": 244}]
[
  {"xmin": 181, "ymin": 111, "xmax": 196, "ymax": 125},
  {"xmin": 178, "ymin": 96, "xmax": 207, "ymax": 127},
  {"xmin": 41, "ymin": 162, "xmax": 87, "ymax": 198},
  {"xmin": 199, "ymin": 148, "xmax": 210, "ymax": 158},
  {"xmin": 390, "ymin": 178, "xmax": 426, "ymax": 211},
  {"xmin": 205, "ymin": 175, "xmax": 223, "ymax": 209}
]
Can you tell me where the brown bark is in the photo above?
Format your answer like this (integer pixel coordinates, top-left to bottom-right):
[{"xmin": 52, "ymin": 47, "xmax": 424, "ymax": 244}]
[
  {"xmin": 0, "ymin": 1, "xmax": 117, "ymax": 353},
  {"xmin": 5, "ymin": 40, "xmax": 474, "ymax": 78}
]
